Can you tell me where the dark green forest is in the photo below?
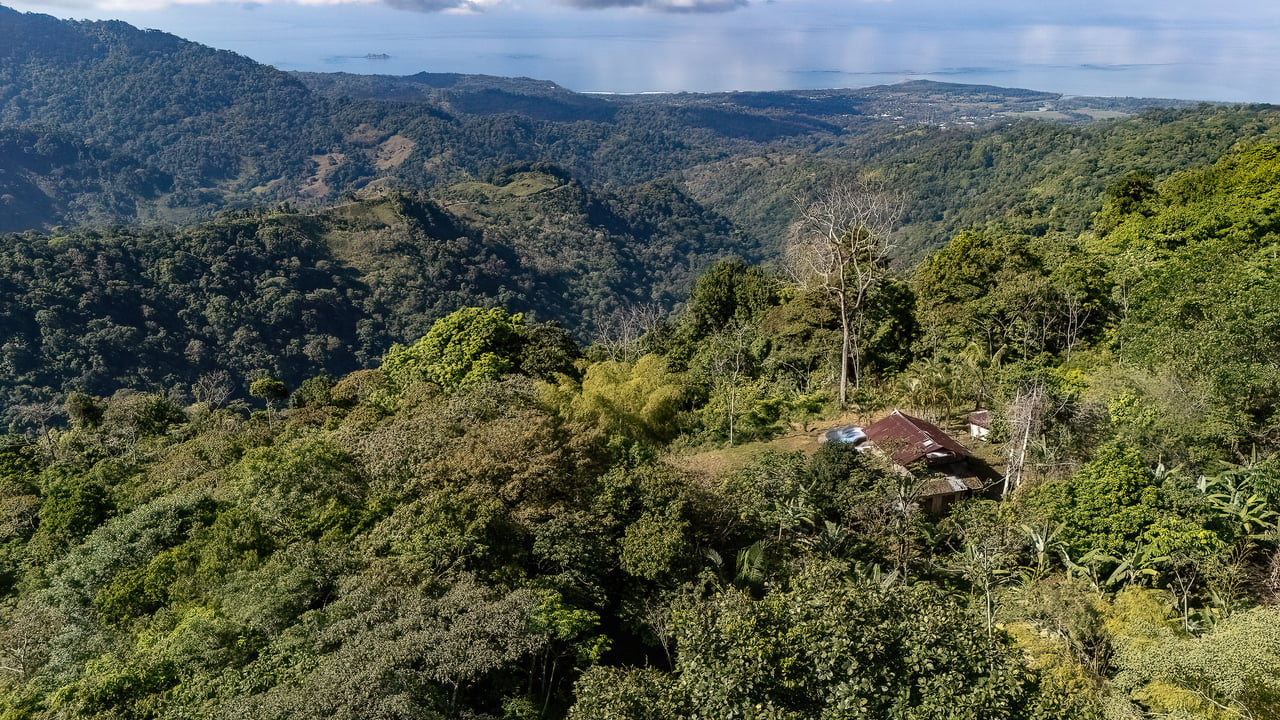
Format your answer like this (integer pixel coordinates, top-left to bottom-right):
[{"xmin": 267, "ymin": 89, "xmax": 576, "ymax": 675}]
[
  {"xmin": 4, "ymin": 4, "xmax": 1280, "ymax": 720},
  {"xmin": 4, "ymin": 142, "xmax": 1280, "ymax": 719},
  {"xmin": 0, "ymin": 169, "xmax": 750, "ymax": 425}
]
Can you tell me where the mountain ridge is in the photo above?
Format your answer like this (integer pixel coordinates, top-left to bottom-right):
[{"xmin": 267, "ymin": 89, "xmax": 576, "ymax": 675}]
[{"xmin": 0, "ymin": 2, "xmax": 1210, "ymax": 237}]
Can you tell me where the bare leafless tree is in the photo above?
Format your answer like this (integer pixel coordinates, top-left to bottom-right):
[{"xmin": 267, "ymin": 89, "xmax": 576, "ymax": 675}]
[
  {"xmin": 13, "ymin": 401, "xmax": 60, "ymax": 436},
  {"xmin": 1058, "ymin": 289, "xmax": 1093, "ymax": 360},
  {"xmin": 1004, "ymin": 380, "xmax": 1047, "ymax": 495},
  {"xmin": 0, "ymin": 600, "xmax": 59, "ymax": 684},
  {"xmin": 594, "ymin": 303, "xmax": 667, "ymax": 362},
  {"xmin": 192, "ymin": 370, "xmax": 234, "ymax": 409},
  {"xmin": 785, "ymin": 178, "xmax": 904, "ymax": 406}
]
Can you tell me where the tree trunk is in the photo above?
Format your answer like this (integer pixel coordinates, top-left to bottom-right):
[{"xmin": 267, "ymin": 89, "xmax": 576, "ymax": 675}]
[
  {"xmin": 850, "ymin": 301, "xmax": 864, "ymax": 391},
  {"xmin": 838, "ymin": 293, "xmax": 851, "ymax": 406},
  {"xmin": 727, "ymin": 385, "xmax": 736, "ymax": 447}
]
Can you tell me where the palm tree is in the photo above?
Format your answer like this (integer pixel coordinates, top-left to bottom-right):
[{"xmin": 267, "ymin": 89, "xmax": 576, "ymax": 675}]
[{"xmin": 957, "ymin": 341, "xmax": 1005, "ymax": 411}]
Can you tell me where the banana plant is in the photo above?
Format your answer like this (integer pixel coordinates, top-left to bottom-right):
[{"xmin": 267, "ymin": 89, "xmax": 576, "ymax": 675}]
[
  {"xmin": 1019, "ymin": 521, "xmax": 1066, "ymax": 582},
  {"xmin": 1200, "ymin": 470, "xmax": 1278, "ymax": 537},
  {"xmin": 849, "ymin": 560, "xmax": 900, "ymax": 591},
  {"xmin": 1059, "ymin": 547, "xmax": 1113, "ymax": 588},
  {"xmin": 800, "ymin": 519, "xmax": 851, "ymax": 556},
  {"xmin": 1104, "ymin": 544, "xmax": 1168, "ymax": 588},
  {"xmin": 735, "ymin": 540, "xmax": 768, "ymax": 586}
]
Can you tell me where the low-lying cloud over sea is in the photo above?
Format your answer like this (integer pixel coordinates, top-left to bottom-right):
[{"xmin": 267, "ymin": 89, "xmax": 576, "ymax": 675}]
[{"xmin": 9, "ymin": 0, "xmax": 1279, "ymax": 102}]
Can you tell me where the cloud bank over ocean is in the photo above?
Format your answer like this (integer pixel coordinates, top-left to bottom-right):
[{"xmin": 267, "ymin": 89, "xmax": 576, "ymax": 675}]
[
  {"xmin": 7, "ymin": 0, "xmax": 1279, "ymax": 101},
  {"xmin": 17, "ymin": 0, "xmax": 760, "ymax": 11}
]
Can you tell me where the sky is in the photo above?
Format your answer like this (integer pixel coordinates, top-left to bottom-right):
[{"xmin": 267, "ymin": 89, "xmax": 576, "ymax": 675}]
[{"xmin": 7, "ymin": 0, "xmax": 1280, "ymax": 101}]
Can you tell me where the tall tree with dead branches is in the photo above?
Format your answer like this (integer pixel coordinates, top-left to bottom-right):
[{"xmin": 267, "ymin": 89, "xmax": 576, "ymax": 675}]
[{"xmin": 785, "ymin": 179, "xmax": 904, "ymax": 406}]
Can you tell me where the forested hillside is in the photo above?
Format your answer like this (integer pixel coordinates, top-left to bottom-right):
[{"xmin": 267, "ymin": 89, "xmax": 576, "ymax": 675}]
[
  {"xmin": 0, "ymin": 6, "xmax": 325, "ymax": 210},
  {"xmin": 0, "ymin": 3, "xmax": 1223, "ymax": 249},
  {"xmin": 7, "ymin": 4, "xmax": 1280, "ymax": 424},
  {"xmin": 5, "ymin": 140, "xmax": 1280, "ymax": 718},
  {"xmin": 0, "ymin": 169, "xmax": 748, "ymax": 427},
  {"xmin": 9, "ymin": 100, "xmax": 1280, "ymax": 426},
  {"xmin": 0, "ymin": 128, "xmax": 171, "ymax": 232},
  {"xmin": 681, "ymin": 103, "xmax": 1280, "ymax": 258},
  {"xmin": 5, "ymin": 5, "xmax": 1280, "ymax": 719}
]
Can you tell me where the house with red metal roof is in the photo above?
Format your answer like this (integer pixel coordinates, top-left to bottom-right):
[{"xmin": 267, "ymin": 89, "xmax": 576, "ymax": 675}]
[{"xmin": 861, "ymin": 409, "xmax": 987, "ymax": 514}]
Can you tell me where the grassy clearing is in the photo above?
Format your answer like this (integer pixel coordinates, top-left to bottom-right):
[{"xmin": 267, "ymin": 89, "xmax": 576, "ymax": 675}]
[{"xmin": 667, "ymin": 410, "xmax": 880, "ymax": 479}]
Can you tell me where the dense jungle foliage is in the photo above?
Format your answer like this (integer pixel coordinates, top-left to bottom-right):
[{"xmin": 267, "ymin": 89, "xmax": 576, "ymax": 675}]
[
  {"xmin": 5, "ymin": 4, "xmax": 1280, "ymax": 428},
  {"xmin": 0, "ymin": 128, "xmax": 171, "ymax": 233},
  {"xmin": 0, "ymin": 169, "xmax": 748, "ymax": 425},
  {"xmin": 3, "ymin": 141, "xmax": 1280, "ymax": 719},
  {"xmin": 5, "ymin": 6, "xmax": 1280, "ymax": 719}
]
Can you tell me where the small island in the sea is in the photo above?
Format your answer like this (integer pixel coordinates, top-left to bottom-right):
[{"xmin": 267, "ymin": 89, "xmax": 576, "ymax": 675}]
[{"xmin": 364, "ymin": 53, "xmax": 391, "ymax": 60}]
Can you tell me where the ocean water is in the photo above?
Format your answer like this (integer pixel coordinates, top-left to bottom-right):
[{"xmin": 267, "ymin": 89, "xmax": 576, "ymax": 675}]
[{"xmin": 13, "ymin": 1, "xmax": 1280, "ymax": 103}]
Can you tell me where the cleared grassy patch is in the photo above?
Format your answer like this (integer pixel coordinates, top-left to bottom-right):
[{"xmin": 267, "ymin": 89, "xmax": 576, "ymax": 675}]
[{"xmin": 667, "ymin": 410, "xmax": 881, "ymax": 479}]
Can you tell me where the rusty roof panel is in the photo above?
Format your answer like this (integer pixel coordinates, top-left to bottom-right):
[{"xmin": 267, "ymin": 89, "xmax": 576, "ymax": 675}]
[{"xmin": 864, "ymin": 409, "xmax": 972, "ymax": 467}]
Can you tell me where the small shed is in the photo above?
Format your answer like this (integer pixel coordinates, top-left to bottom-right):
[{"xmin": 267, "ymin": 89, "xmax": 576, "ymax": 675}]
[
  {"xmin": 918, "ymin": 470, "xmax": 986, "ymax": 514},
  {"xmin": 967, "ymin": 410, "xmax": 991, "ymax": 441}
]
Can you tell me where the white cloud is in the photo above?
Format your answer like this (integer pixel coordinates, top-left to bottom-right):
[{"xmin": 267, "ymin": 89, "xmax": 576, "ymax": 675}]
[
  {"xmin": 85, "ymin": 0, "xmax": 381, "ymax": 9},
  {"xmin": 558, "ymin": 0, "xmax": 748, "ymax": 11},
  {"xmin": 16, "ymin": 0, "xmax": 761, "ymax": 12}
]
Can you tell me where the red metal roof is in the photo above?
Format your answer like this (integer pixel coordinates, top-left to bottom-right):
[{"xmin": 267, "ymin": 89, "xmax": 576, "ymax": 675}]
[{"xmin": 864, "ymin": 409, "xmax": 971, "ymax": 467}]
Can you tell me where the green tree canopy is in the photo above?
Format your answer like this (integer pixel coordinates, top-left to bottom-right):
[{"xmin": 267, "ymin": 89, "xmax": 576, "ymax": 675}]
[{"xmin": 382, "ymin": 307, "xmax": 528, "ymax": 392}]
